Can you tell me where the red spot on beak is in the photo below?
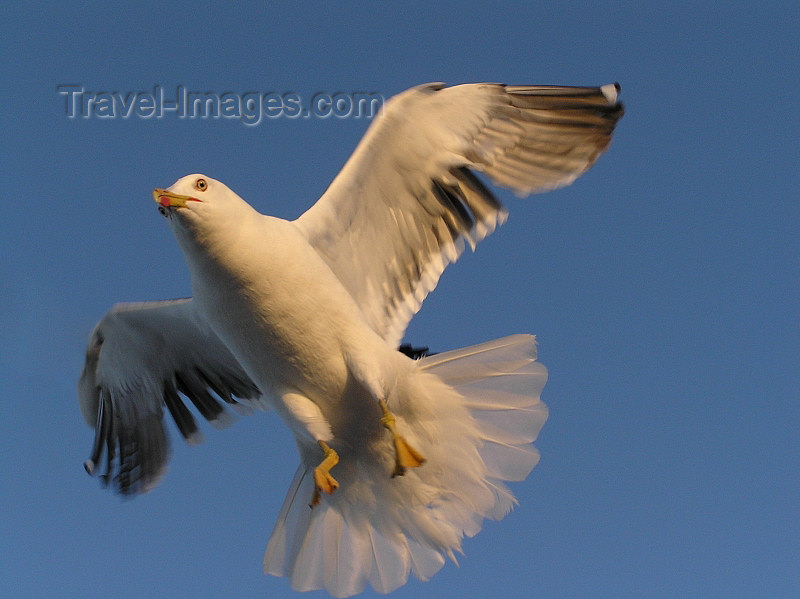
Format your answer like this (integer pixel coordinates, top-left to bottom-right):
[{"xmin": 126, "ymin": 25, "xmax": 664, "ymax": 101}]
[{"xmin": 159, "ymin": 195, "xmax": 171, "ymax": 207}]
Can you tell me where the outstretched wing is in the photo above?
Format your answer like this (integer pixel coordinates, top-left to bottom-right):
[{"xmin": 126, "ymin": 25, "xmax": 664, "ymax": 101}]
[
  {"xmin": 295, "ymin": 82, "xmax": 623, "ymax": 347},
  {"xmin": 78, "ymin": 299, "xmax": 261, "ymax": 495}
]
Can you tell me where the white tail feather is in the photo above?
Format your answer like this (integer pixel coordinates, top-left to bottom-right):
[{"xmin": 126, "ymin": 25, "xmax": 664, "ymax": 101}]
[{"xmin": 263, "ymin": 334, "xmax": 548, "ymax": 597}]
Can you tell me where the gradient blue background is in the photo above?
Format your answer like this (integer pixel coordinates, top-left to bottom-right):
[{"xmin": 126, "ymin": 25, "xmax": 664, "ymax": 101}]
[{"xmin": 2, "ymin": 2, "xmax": 797, "ymax": 598}]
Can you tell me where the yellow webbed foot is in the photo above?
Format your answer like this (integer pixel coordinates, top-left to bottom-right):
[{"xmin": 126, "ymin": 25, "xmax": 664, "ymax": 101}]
[
  {"xmin": 390, "ymin": 433, "xmax": 427, "ymax": 477},
  {"xmin": 379, "ymin": 400, "xmax": 426, "ymax": 477},
  {"xmin": 310, "ymin": 440, "xmax": 339, "ymax": 508}
]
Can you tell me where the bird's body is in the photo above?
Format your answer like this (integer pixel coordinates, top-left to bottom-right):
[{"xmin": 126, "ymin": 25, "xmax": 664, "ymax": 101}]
[
  {"xmin": 180, "ymin": 207, "xmax": 402, "ymax": 449},
  {"xmin": 79, "ymin": 81, "xmax": 623, "ymax": 596}
]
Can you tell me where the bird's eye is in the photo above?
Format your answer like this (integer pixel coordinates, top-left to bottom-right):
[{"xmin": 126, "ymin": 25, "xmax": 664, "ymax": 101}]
[{"xmin": 195, "ymin": 178, "xmax": 208, "ymax": 192}]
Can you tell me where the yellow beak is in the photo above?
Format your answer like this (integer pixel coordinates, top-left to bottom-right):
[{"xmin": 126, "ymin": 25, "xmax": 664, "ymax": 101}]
[{"xmin": 153, "ymin": 189, "xmax": 200, "ymax": 208}]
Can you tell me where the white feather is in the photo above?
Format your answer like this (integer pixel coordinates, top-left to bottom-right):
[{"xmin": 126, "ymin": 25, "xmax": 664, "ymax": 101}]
[
  {"xmin": 296, "ymin": 83, "xmax": 622, "ymax": 347},
  {"xmin": 263, "ymin": 335, "xmax": 548, "ymax": 596}
]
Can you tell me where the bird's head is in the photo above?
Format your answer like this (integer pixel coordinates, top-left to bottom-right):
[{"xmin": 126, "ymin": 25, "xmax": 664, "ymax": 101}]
[
  {"xmin": 153, "ymin": 173, "xmax": 240, "ymax": 219},
  {"xmin": 153, "ymin": 174, "xmax": 255, "ymax": 241},
  {"xmin": 152, "ymin": 174, "xmax": 263, "ymax": 282}
]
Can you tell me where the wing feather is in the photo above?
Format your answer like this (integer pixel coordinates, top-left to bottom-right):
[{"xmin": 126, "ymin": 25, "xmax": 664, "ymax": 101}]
[
  {"xmin": 78, "ymin": 299, "xmax": 260, "ymax": 495},
  {"xmin": 295, "ymin": 82, "xmax": 623, "ymax": 346}
]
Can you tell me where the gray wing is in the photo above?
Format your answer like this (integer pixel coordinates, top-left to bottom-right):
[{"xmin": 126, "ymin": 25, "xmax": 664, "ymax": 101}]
[
  {"xmin": 295, "ymin": 83, "xmax": 623, "ymax": 347},
  {"xmin": 78, "ymin": 299, "xmax": 261, "ymax": 495}
]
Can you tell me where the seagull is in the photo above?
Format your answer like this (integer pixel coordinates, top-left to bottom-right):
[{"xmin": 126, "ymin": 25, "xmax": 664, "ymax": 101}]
[{"xmin": 78, "ymin": 81, "xmax": 623, "ymax": 596}]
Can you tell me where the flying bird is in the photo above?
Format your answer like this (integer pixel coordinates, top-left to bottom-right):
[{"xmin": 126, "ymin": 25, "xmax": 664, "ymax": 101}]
[{"xmin": 78, "ymin": 81, "xmax": 623, "ymax": 596}]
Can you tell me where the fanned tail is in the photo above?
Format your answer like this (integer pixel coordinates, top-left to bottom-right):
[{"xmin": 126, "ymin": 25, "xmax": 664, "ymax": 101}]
[{"xmin": 264, "ymin": 334, "xmax": 548, "ymax": 597}]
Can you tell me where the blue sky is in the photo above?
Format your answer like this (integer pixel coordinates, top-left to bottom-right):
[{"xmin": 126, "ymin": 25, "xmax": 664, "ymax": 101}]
[{"xmin": 2, "ymin": 2, "xmax": 798, "ymax": 598}]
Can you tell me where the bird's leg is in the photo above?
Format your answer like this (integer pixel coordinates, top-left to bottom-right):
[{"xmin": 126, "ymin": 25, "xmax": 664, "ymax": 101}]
[
  {"xmin": 310, "ymin": 440, "xmax": 339, "ymax": 508},
  {"xmin": 379, "ymin": 399, "xmax": 426, "ymax": 477}
]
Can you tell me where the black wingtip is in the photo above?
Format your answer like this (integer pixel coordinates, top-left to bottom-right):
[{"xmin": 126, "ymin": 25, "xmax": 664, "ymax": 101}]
[
  {"xmin": 398, "ymin": 344, "xmax": 435, "ymax": 359},
  {"xmin": 85, "ymin": 391, "xmax": 111, "ymax": 478}
]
